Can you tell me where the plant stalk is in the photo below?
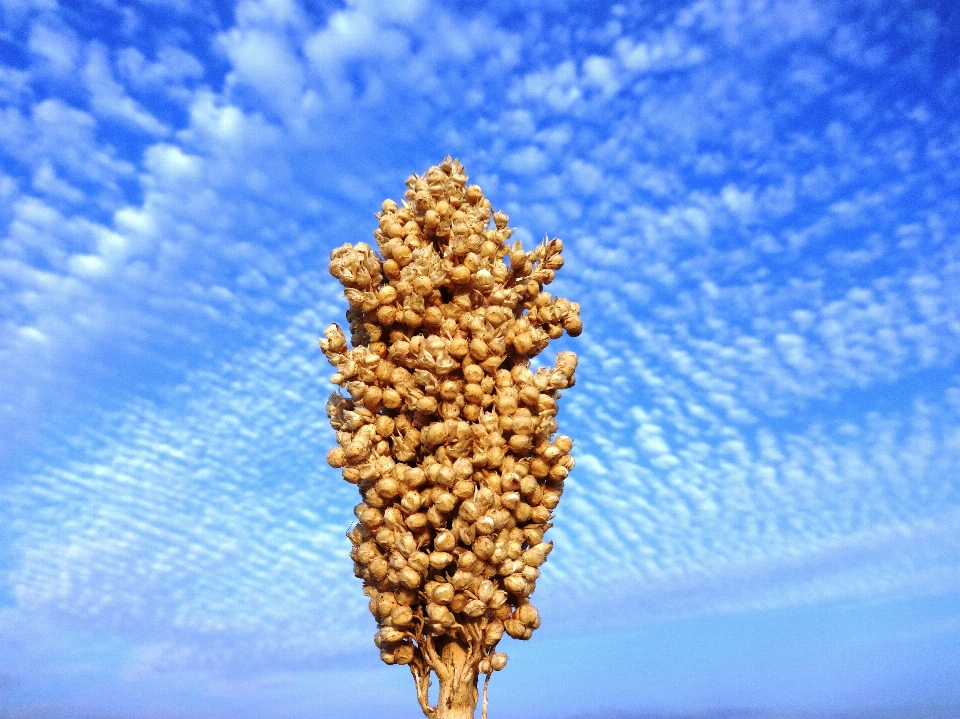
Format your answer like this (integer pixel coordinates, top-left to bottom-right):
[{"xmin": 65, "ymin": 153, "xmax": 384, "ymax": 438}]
[{"xmin": 429, "ymin": 639, "xmax": 480, "ymax": 719}]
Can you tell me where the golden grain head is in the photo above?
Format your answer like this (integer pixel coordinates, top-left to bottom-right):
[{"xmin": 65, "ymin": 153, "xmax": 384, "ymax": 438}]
[{"xmin": 321, "ymin": 157, "xmax": 580, "ymax": 669}]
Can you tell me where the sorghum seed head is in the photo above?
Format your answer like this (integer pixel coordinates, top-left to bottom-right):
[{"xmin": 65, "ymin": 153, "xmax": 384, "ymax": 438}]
[{"xmin": 321, "ymin": 157, "xmax": 579, "ymax": 672}]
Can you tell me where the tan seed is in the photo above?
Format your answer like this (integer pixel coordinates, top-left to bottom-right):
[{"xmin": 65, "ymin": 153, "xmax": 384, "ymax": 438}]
[
  {"xmin": 432, "ymin": 583, "xmax": 455, "ymax": 604},
  {"xmin": 477, "ymin": 579, "xmax": 495, "ymax": 603},
  {"xmin": 504, "ymin": 574, "xmax": 528, "ymax": 595},
  {"xmin": 429, "ymin": 551, "xmax": 454, "ymax": 569},
  {"xmin": 463, "ymin": 599, "xmax": 486, "ymax": 618},
  {"xmin": 405, "ymin": 512, "xmax": 427, "ymax": 530},
  {"xmin": 326, "ymin": 447, "xmax": 347, "ymax": 468},
  {"xmin": 504, "ymin": 619, "xmax": 526, "ymax": 639},
  {"xmin": 398, "ymin": 567, "xmax": 421, "ymax": 589},
  {"xmin": 434, "ymin": 492, "xmax": 457, "ymax": 513},
  {"xmin": 391, "ymin": 605, "xmax": 413, "ymax": 626},
  {"xmin": 394, "ymin": 644, "xmax": 415, "ymax": 665}
]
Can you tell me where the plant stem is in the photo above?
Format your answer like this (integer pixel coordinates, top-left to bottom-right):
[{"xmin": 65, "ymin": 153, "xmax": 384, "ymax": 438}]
[{"xmin": 432, "ymin": 640, "xmax": 479, "ymax": 719}]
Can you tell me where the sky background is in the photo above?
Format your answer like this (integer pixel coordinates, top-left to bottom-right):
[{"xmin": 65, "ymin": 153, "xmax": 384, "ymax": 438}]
[{"xmin": 1, "ymin": 0, "xmax": 959, "ymax": 717}]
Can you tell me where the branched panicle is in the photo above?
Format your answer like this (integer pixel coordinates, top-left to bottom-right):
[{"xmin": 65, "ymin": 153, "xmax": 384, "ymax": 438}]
[{"xmin": 320, "ymin": 157, "xmax": 580, "ymax": 718}]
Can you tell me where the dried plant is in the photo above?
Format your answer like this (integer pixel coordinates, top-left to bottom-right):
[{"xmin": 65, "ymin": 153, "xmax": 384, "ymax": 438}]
[{"xmin": 319, "ymin": 157, "xmax": 580, "ymax": 719}]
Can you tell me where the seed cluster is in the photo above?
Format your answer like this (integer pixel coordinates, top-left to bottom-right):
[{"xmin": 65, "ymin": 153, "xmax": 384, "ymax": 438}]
[{"xmin": 320, "ymin": 157, "xmax": 580, "ymax": 712}]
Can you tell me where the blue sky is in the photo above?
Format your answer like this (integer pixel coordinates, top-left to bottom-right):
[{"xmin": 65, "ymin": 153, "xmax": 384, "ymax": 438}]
[{"xmin": 1, "ymin": 0, "xmax": 959, "ymax": 717}]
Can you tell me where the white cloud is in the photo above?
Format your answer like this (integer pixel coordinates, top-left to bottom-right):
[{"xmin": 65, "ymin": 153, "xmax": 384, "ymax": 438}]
[
  {"xmin": 303, "ymin": 7, "xmax": 384, "ymax": 70},
  {"xmin": 1, "ymin": 99, "xmax": 135, "ymax": 187},
  {"xmin": 510, "ymin": 59, "xmax": 582, "ymax": 111},
  {"xmin": 116, "ymin": 45, "xmax": 204, "ymax": 89},
  {"xmin": 0, "ymin": 64, "xmax": 31, "ymax": 104},
  {"xmin": 180, "ymin": 90, "xmax": 253, "ymax": 147},
  {"xmin": 17, "ymin": 325, "xmax": 48, "ymax": 343},
  {"xmin": 720, "ymin": 183, "xmax": 756, "ymax": 223},
  {"xmin": 476, "ymin": 109, "xmax": 537, "ymax": 141},
  {"xmin": 6, "ymin": 308, "xmax": 364, "ymax": 669},
  {"xmin": 552, "ymin": 348, "xmax": 960, "ymax": 612},
  {"xmin": 31, "ymin": 161, "xmax": 84, "ymax": 203},
  {"xmin": 0, "ymin": 0, "xmax": 56, "ymax": 15},
  {"xmin": 775, "ymin": 333, "xmax": 810, "ymax": 371},
  {"xmin": 143, "ymin": 143, "xmax": 202, "ymax": 183},
  {"xmin": 568, "ymin": 159, "xmax": 603, "ymax": 194},
  {"xmin": 582, "ymin": 55, "xmax": 619, "ymax": 97},
  {"xmin": 502, "ymin": 145, "xmax": 549, "ymax": 176},
  {"xmin": 234, "ymin": 0, "xmax": 308, "ymax": 27},
  {"xmin": 83, "ymin": 44, "xmax": 169, "ymax": 136},
  {"xmin": 28, "ymin": 21, "xmax": 79, "ymax": 74},
  {"xmin": 220, "ymin": 28, "xmax": 306, "ymax": 114}
]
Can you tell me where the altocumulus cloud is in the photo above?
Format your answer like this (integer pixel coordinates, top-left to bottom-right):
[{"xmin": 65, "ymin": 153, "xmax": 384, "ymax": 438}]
[
  {"xmin": 7, "ymin": 308, "xmax": 370, "ymax": 672},
  {"xmin": 1, "ymin": 0, "xmax": 959, "ymax": 707}
]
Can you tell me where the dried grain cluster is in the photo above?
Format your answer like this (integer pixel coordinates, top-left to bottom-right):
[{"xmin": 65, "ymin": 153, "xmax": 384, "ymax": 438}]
[{"xmin": 319, "ymin": 157, "xmax": 580, "ymax": 718}]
